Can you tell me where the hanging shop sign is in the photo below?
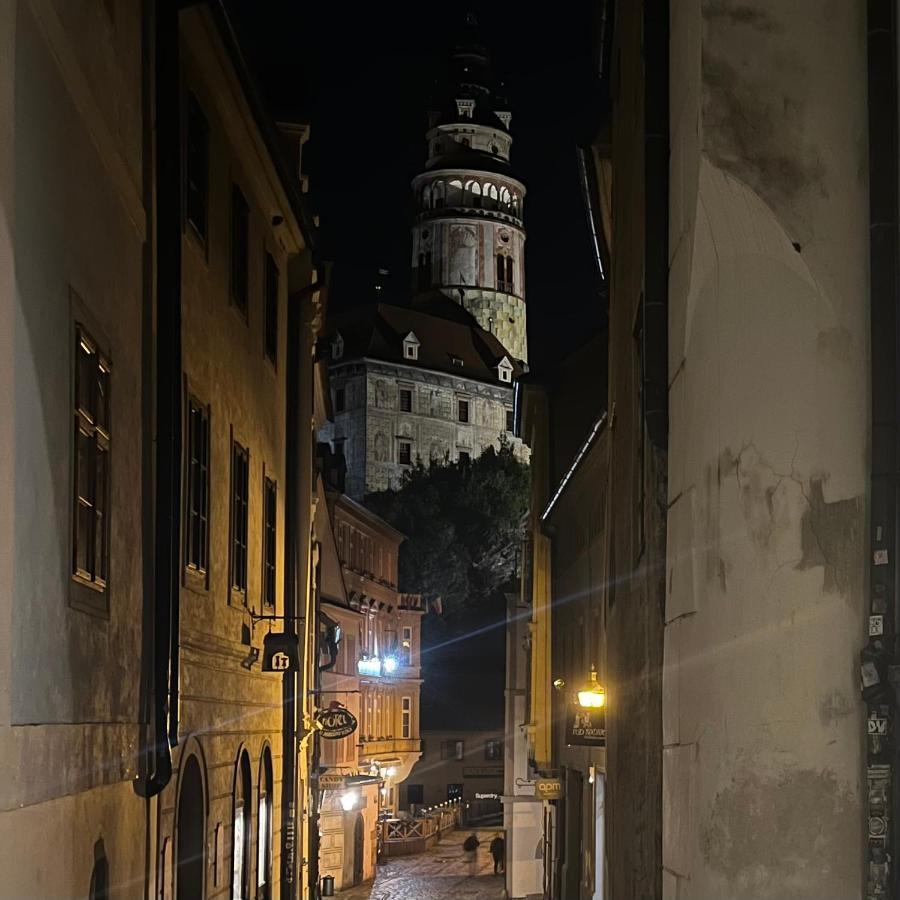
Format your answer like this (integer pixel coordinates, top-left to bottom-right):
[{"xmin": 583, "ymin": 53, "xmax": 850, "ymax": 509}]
[
  {"xmin": 535, "ymin": 778, "xmax": 563, "ymax": 800},
  {"xmin": 317, "ymin": 706, "xmax": 358, "ymax": 740},
  {"xmin": 566, "ymin": 704, "xmax": 607, "ymax": 747},
  {"xmin": 262, "ymin": 632, "xmax": 300, "ymax": 673},
  {"xmin": 319, "ymin": 773, "xmax": 348, "ymax": 790}
]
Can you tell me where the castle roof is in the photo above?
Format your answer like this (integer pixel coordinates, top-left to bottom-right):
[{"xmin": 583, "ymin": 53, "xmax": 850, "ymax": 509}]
[{"xmin": 324, "ymin": 303, "xmax": 523, "ymax": 385}]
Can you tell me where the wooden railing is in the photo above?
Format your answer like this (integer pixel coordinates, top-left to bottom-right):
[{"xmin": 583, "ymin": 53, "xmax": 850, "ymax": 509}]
[{"xmin": 379, "ymin": 800, "xmax": 462, "ymax": 857}]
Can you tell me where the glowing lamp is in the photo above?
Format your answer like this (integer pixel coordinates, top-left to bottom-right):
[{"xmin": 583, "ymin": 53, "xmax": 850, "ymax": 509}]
[
  {"xmin": 577, "ymin": 668, "xmax": 606, "ymax": 709},
  {"xmin": 383, "ymin": 655, "xmax": 399, "ymax": 674},
  {"xmin": 340, "ymin": 791, "xmax": 359, "ymax": 812},
  {"xmin": 385, "ymin": 767, "xmax": 397, "ymax": 778}
]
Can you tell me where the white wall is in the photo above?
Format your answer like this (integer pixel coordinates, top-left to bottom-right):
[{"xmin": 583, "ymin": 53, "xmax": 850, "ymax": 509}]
[{"xmin": 664, "ymin": 2, "xmax": 868, "ymax": 897}]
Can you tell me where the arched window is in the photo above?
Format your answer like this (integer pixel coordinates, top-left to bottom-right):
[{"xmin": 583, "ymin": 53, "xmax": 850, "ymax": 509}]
[
  {"xmin": 257, "ymin": 749, "xmax": 273, "ymax": 900},
  {"xmin": 466, "ymin": 181, "xmax": 482, "ymax": 208},
  {"xmin": 433, "ymin": 181, "xmax": 445, "ymax": 209},
  {"xmin": 177, "ymin": 755, "xmax": 206, "ymax": 900},
  {"xmin": 497, "ymin": 253, "xmax": 508, "ymax": 292},
  {"xmin": 448, "ymin": 180, "xmax": 463, "ymax": 206},
  {"xmin": 232, "ymin": 750, "xmax": 252, "ymax": 900},
  {"xmin": 511, "ymin": 194, "xmax": 520, "ymax": 217},
  {"xmin": 422, "ymin": 185, "xmax": 432, "ymax": 210},
  {"xmin": 500, "ymin": 187, "xmax": 511, "ymax": 209},
  {"xmin": 506, "ymin": 256, "xmax": 515, "ymax": 293}
]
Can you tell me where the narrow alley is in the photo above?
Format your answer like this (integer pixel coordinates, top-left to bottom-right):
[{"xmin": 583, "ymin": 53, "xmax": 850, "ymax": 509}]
[{"xmin": 337, "ymin": 830, "xmax": 506, "ymax": 900}]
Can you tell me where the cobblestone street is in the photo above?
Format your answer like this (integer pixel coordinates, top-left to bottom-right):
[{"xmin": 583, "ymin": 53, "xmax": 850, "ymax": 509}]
[{"xmin": 336, "ymin": 829, "xmax": 507, "ymax": 900}]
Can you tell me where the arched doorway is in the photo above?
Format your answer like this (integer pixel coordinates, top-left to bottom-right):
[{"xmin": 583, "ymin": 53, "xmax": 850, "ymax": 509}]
[
  {"xmin": 232, "ymin": 750, "xmax": 252, "ymax": 900},
  {"xmin": 257, "ymin": 748, "xmax": 273, "ymax": 899},
  {"xmin": 353, "ymin": 813, "xmax": 365, "ymax": 885},
  {"xmin": 176, "ymin": 755, "xmax": 205, "ymax": 900}
]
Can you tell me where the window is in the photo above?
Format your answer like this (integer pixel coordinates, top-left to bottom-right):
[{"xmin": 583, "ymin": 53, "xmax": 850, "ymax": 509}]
[
  {"xmin": 264, "ymin": 253, "xmax": 278, "ymax": 364},
  {"xmin": 230, "ymin": 440, "xmax": 249, "ymax": 599},
  {"xmin": 458, "ymin": 398, "xmax": 469, "ymax": 423},
  {"xmin": 447, "ymin": 784, "xmax": 464, "ymax": 802},
  {"xmin": 403, "ymin": 332, "xmax": 420, "ymax": 360},
  {"xmin": 258, "ymin": 750, "xmax": 273, "ymax": 899},
  {"xmin": 484, "ymin": 739, "xmax": 503, "ymax": 760},
  {"xmin": 231, "ymin": 185, "xmax": 249, "ymax": 317},
  {"xmin": 402, "ymin": 696, "xmax": 412, "ymax": 739},
  {"xmin": 398, "ymin": 441, "xmax": 412, "ymax": 466},
  {"xmin": 417, "ymin": 252, "xmax": 431, "ymax": 291},
  {"xmin": 458, "ymin": 450, "xmax": 470, "ymax": 465},
  {"xmin": 399, "ymin": 388, "xmax": 412, "ymax": 412},
  {"xmin": 73, "ymin": 326, "xmax": 111, "ymax": 598},
  {"xmin": 505, "ymin": 408, "xmax": 515, "ymax": 433},
  {"xmin": 232, "ymin": 751, "xmax": 252, "ymax": 900},
  {"xmin": 185, "ymin": 395, "xmax": 210, "ymax": 576},
  {"xmin": 185, "ymin": 93, "xmax": 209, "ymax": 241},
  {"xmin": 498, "ymin": 254, "xmax": 514, "ymax": 293},
  {"xmin": 263, "ymin": 477, "xmax": 276, "ymax": 608},
  {"xmin": 401, "ymin": 625, "xmax": 412, "ymax": 665},
  {"xmin": 335, "ymin": 387, "xmax": 346, "ymax": 413},
  {"xmin": 406, "ymin": 784, "xmax": 424, "ymax": 805},
  {"xmin": 441, "ymin": 740, "xmax": 465, "ymax": 761}
]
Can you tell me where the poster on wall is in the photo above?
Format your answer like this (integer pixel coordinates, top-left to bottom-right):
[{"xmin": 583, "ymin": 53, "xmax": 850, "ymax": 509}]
[{"xmin": 566, "ymin": 705, "xmax": 606, "ymax": 747}]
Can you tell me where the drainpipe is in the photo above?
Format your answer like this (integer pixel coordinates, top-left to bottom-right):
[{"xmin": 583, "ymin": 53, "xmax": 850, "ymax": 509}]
[
  {"xmin": 643, "ymin": 0, "xmax": 669, "ymax": 452},
  {"xmin": 135, "ymin": 0, "xmax": 181, "ymax": 800},
  {"xmin": 864, "ymin": 3, "xmax": 899, "ymax": 898},
  {"xmin": 283, "ymin": 275, "xmax": 322, "ymax": 899}
]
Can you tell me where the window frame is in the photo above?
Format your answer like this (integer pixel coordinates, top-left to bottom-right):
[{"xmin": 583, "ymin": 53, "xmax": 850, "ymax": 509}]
[
  {"xmin": 71, "ymin": 322, "xmax": 112, "ymax": 616},
  {"xmin": 264, "ymin": 251, "xmax": 279, "ymax": 366},
  {"xmin": 262, "ymin": 473, "xmax": 277, "ymax": 609},
  {"xmin": 505, "ymin": 407, "xmax": 515, "ymax": 433},
  {"xmin": 230, "ymin": 184, "xmax": 250, "ymax": 320},
  {"xmin": 457, "ymin": 397, "xmax": 470, "ymax": 423},
  {"xmin": 484, "ymin": 739, "xmax": 503, "ymax": 761},
  {"xmin": 399, "ymin": 387, "xmax": 413, "ymax": 413},
  {"xmin": 398, "ymin": 440, "xmax": 412, "ymax": 466},
  {"xmin": 335, "ymin": 386, "xmax": 346, "ymax": 413},
  {"xmin": 183, "ymin": 389, "xmax": 211, "ymax": 590},
  {"xmin": 401, "ymin": 696, "xmax": 412, "ymax": 739},
  {"xmin": 230, "ymin": 436, "xmax": 250, "ymax": 603}
]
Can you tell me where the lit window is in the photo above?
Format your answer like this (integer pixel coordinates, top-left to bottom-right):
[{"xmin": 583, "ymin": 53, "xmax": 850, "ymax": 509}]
[
  {"xmin": 232, "ymin": 752, "xmax": 252, "ymax": 900},
  {"xmin": 401, "ymin": 625, "xmax": 412, "ymax": 665},
  {"xmin": 73, "ymin": 326, "xmax": 111, "ymax": 598}
]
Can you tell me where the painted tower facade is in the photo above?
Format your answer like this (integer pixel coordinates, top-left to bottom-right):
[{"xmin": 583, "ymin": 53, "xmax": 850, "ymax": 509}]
[{"xmin": 411, "ymin": 31, "xmax": 528, "ymax": 364}]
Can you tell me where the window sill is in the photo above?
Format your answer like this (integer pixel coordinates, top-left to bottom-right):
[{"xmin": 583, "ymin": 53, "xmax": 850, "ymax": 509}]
[
  {"xmin": 69, "ymin": 576, "xmax": 110, "ymax": 619},
  {"xmin": 183, "ymin": 566, "xmax": 209, "ymax": 595}
]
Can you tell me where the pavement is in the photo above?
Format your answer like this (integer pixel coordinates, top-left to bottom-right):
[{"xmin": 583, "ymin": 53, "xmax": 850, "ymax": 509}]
[{"xmin": 335, "ymin": 828, "xmax": 507, "ymax": 900}]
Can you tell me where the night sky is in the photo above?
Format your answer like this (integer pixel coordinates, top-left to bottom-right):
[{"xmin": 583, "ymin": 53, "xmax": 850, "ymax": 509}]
[
  {"xmin": 230, "ymin": 2, "xmax": 608, "ymax": 726},
  {"xmin": 230, "ymin": 1, "xmax": 607, "ymax": 370}
]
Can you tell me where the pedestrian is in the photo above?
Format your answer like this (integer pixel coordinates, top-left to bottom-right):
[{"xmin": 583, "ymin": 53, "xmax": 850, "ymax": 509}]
[
  {"xmin": 463, "ymin": 832, "xmax": 480, "ymax": 876},
  {"xmin": 489, "ymin": 832, "xmax": 505, "ymax": 875}
]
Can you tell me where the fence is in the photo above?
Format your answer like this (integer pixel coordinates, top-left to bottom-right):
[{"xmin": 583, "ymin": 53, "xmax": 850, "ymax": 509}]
[{"xmin": 379, "ymin": 800, "xmax": 461, "ymax": 857}]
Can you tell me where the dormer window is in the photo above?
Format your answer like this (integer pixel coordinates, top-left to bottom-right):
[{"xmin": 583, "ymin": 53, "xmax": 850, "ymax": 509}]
[
  {"xmin": 496, "ymin": 111, "xmax": 512, "ymax": 128},
  {"xmin": 456, "ymin": 99, "xmax": 475, "ymax": 118},
  {"xmin": 331, "ymin": 332, "xmax": 344, "ymax": 360},
  {"xmin": 497, "ymin": 356, "xmax": 513, "ymax": 384},
  {"xmin": 450, "ymin": 356, "xmax": 464, "ymax": 368},
  {"xmin": 403, "ymin": 331, "xmax": 420, "ymax": 361}
]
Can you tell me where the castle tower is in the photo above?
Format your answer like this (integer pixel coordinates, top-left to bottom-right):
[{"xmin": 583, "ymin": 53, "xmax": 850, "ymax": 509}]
[{"xmin": 410, "ymin": 21, "xmax": 528, "ymax": 363}]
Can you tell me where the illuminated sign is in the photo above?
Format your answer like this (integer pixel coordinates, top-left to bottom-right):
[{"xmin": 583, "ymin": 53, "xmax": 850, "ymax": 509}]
[
  {"xmin": 536, "ymin": 778, "xmax": 563, "ymax": 800},
  {"xmin": 565, "ymin": 705, "xmax": 606, "ymax": 747}
]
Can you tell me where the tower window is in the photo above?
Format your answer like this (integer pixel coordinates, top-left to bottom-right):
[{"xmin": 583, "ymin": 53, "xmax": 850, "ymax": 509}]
[
  {"xmin": 335, "ymin": 387, "xmax": 345, "ymax": 413},
  {"xmin": 497, "ymin": 254, "xmax": 513, "ymax": 293},
  {"xmin": 398, "ymin": 441, "xmax": 412, "ymax": 466},
  {"xmin": 458, "ymin": 399, "xmax": 469, "ymax": 423},
  {"xmin": 399, "ymin": 388, "xmax": 412, "ymax": 412},
  {"xmin": 506, "ymin": 408, "xmax": 515, "ymax": 432}
]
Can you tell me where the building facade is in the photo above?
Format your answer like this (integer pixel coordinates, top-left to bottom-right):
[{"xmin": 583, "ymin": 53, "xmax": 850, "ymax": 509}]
[
  {"xmin": 403, "ymin": 729, "xmax": 505, "ymax": 823},
  {"xmin": 322, "ymin": 303, "xmax": 524, "ymax": 498},
  {"xmin": 314, "ymin": 483, "xmax": 424, "ymax": 891},
  {"xmin": 0, "ymin": 0, "xmax": 150, "ymax": 893}
]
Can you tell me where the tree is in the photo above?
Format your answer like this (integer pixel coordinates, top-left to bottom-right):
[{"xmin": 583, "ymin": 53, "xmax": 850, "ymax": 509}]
[{"xmin": 365, "ymin": 439, "xmax": 529, "ymax": 622}]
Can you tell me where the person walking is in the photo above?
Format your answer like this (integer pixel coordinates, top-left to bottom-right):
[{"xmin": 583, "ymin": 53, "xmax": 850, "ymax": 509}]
[
  {"xmin": 489, "ymin": 832, "xmax": 505, "ymax": 875},
  {"xmin": 463, "ymin": 832, "xmax": 480, "ymax": 876}
]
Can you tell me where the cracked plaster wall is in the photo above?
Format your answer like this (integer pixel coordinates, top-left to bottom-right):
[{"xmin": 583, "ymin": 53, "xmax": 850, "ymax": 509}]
[{"xmin": 664, "ymin": 2, "xmax": 868, "ymax": 898}]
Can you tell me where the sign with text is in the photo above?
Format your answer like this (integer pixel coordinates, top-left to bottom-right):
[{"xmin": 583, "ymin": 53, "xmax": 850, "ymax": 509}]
[
  {"xmin": 535, "ymin": 778, "xmax": 563, "ymax": 800},
  {"xmin": 319, "ymin": 773, "xmax": 347, "ymax": 790},
  {"xmin": 566, "ymin": 705, "xmax": 607, "ymax": 747},
  {"xmin": 316, "ymin": 706, "xmax": 358, "ymax": 740},
  {"xmin": 462, "ymin": 766, "xmax": 503, "ymax": 778}
]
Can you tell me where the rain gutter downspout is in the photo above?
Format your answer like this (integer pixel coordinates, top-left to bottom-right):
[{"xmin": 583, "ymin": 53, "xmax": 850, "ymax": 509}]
[
  {"xmin": 135, "ymin": 0, "xmax": 182, "ymax": 800},
  {"xmin": 865, "ymin": 3, "xmax": 899, "ymax": 897}
]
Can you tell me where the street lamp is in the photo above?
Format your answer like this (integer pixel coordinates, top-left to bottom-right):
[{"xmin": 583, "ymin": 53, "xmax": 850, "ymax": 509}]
[
  {"xmin": 340, "ymin": 791, "xmax": 359, "ymax": 812},
  {"xmin": 577, "ymin": 668, "xmax": 606, "ymax": 709}
]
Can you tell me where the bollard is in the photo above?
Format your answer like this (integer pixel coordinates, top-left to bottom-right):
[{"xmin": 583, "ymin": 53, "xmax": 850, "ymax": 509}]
[{"xmin": 321, "ymin": 875, "xmax": 335, "ymax": 897}]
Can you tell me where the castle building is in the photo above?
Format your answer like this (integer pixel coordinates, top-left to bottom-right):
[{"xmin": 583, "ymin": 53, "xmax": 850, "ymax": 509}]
[{"xmin": 321, "ymin": 30, "xmax": 528, "ymax": 500}]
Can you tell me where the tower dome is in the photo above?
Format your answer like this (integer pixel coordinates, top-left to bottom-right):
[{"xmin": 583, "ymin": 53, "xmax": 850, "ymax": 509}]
[{"xmin": 410, "ymin": 20, "xmax": 528, "ymax": 364}]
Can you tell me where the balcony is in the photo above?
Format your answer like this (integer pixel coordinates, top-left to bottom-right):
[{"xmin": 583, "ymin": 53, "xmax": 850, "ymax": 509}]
[{"xmin": 358, "ymin": 736, "xmax": 421, "ymax": 757}]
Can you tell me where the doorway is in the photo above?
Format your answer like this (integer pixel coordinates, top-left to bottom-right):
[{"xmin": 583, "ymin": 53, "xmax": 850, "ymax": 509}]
[
  {"xmin": 353, "ymin": 813, "xmax": 365, "ymax": 885},
  {"xmin": 176, "ymin": 755, "xmax": 205, "ymax": 900}
]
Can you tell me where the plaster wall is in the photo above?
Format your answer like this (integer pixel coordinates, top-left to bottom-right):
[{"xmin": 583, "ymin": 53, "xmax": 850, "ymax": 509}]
[
  {"xmin": 0, "ymin": 0, "xmax": 147, "ymax": 891},
  {"xmin": 664, "ymin": 2, "xmax": 869, "ymax": 897}
]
